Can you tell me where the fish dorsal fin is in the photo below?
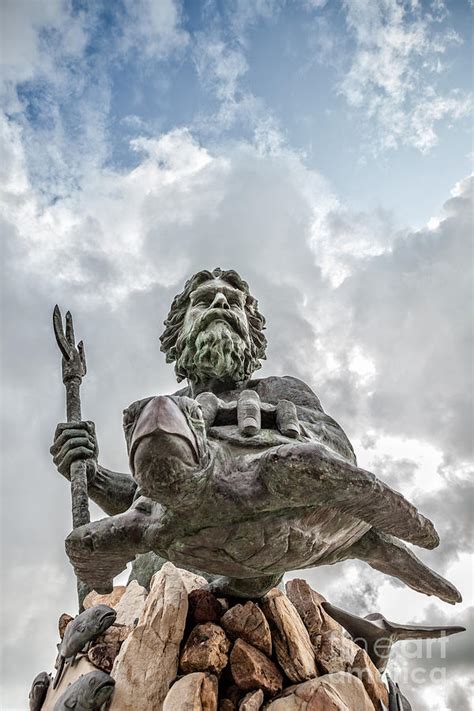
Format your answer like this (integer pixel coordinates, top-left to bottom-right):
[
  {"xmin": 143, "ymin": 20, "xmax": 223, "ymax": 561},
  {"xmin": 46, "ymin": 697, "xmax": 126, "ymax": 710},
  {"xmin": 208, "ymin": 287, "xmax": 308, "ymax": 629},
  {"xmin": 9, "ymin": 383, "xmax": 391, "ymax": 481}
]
[
  {"xmin": 322, "ymin": 602, "xmax": 386, "ymax": 643},
  {"xmin": 364, "ymin": 613, "xmax": 392, "ymax": 631}
]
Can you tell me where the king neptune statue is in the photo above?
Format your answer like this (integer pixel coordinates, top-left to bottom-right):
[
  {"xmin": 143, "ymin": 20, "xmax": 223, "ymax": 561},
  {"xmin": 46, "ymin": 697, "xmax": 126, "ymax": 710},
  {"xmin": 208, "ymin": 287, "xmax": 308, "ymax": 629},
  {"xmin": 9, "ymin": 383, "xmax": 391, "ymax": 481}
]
[{"xmin": 51, "ymin": 268, "xmax": 461, "ymax": 602}]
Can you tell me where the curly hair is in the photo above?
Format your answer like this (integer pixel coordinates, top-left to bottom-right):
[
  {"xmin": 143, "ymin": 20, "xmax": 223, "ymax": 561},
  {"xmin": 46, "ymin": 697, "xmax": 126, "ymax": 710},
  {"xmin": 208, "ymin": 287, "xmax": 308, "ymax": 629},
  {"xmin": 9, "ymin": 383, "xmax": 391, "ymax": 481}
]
[{"xmin": 160, "ymin": 267, "xmax": 267, "ymax": 382}]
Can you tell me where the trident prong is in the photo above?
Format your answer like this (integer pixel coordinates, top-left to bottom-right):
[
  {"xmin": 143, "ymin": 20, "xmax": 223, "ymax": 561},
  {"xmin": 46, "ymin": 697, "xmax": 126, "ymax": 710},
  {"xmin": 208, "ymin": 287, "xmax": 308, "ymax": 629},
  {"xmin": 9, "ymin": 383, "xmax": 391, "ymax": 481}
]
[
  {"xmin": 77, "ymin": 340, "xmax": 87, "ymax": 376},
  {"xmin": 53, "ymin": 305, "xmax": 86, "ymax": 381},
  {"xmin": 53, "ymin": 304, "xmax": 71, "ymax": 360},
  {"xmin": 65, "ymin": 310, "xmax": 75, "ymax": 348}
]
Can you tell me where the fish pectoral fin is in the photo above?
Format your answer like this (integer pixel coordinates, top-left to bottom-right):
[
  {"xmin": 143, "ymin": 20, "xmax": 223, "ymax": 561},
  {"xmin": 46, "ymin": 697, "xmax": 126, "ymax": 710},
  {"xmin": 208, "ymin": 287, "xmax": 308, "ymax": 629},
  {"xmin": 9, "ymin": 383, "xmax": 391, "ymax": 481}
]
[
  {"xmin": 52, "ymin": 657, "xmax": 65, "ymax": 690},
  {"xmin": 349, "ymin": 528, "xmax": 462, "ymax": 605}
]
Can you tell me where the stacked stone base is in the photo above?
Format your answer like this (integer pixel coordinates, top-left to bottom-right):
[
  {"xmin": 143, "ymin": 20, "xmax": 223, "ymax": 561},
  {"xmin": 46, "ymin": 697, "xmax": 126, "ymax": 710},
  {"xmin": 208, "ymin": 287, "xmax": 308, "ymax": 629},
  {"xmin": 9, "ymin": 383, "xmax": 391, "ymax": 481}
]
[{"xmin": 39, "ymin": 563, "xmax": 389, "ymax": 710}]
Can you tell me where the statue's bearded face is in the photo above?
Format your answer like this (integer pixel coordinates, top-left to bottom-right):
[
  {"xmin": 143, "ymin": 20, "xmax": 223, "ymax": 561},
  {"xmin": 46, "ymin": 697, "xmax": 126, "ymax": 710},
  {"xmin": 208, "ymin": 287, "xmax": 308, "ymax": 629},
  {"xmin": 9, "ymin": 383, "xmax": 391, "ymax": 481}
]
[{"xmin": 175, "ymin": 278, "xmax": 252, "ymax": 384}]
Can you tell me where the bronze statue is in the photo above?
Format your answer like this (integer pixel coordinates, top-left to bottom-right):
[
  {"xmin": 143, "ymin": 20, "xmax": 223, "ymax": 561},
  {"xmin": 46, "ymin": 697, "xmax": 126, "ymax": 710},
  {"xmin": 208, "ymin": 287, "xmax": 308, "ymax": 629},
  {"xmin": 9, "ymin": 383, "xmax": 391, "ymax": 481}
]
[{"xmin": 51, "ymin": 268, "xmax": 461, "ymax": 602}]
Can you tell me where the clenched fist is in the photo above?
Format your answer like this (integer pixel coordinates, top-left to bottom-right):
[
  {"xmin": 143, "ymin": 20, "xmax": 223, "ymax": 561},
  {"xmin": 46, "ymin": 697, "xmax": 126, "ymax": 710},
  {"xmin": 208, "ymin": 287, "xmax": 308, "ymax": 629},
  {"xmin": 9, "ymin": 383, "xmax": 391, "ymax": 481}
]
[{"xmin": 50, "ymin": 420, "xmax": 98, "ymax": 480}]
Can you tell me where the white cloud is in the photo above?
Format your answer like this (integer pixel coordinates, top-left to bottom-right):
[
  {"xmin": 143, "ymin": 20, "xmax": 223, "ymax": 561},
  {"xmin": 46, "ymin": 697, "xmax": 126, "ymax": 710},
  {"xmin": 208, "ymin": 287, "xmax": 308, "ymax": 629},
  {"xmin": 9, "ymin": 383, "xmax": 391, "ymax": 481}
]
[
  {"xmin": 310, "ymin": 204, "xmax": 398, "ymax": 286},
  {"xmin": 339, "ymin": 0, "xmax": 472, "ymax": 152},
  {"xmin": 192, "ymin": 31, "xmax": 253, "ymax": 130},
  {"xmin": 120, "ymin": 0, "xmax": 189, "ymax": 59},
  {"xmin": 226, "ymin": 0, "xmax": 285, "ymax": 40},
  {"xmin": 190, "ymin": 6, "xmax": 287, "ymax": 137},
  {"xmin": 0, "ymin": 0, "xmax": 89, "ymax": 112},
  {"xmin": 0, "ymin": 123, "xmax": 336, "ymax": 711}
]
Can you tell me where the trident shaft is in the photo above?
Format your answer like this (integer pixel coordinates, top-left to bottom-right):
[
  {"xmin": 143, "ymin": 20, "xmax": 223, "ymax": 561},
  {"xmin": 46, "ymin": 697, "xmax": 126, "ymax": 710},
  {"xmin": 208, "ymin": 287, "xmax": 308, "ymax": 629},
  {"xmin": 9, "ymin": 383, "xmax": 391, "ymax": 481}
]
[{"xmin": 53, "ymin": 305, "xmax": 90, "ymax": 609}]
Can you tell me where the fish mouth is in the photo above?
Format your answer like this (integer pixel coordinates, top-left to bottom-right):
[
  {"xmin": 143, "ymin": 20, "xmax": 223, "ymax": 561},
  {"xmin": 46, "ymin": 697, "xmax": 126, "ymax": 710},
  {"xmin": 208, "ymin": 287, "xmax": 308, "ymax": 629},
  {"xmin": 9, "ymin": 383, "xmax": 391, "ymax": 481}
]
[
  {"xmin": 100, "ymin": 611, "xmax": 117, "ymax": 625},
  {"xmin": 95, "ymin": 677, "xmax": 115, "ymax": 696}
]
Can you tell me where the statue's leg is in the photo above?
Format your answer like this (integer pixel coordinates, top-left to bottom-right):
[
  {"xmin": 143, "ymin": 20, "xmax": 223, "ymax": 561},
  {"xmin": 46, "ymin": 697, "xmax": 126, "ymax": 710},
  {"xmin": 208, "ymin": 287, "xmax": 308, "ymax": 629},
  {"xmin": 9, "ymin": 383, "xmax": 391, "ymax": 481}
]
[
  {"xmin": 207, "ymin": 573, "xmax": 284, "ymax": 599},
  {"xmin": 128, "ymin": 552, "xmax": 169, "ymax": 590},
  {"xmin": 257, "ymin": 441, "xmax": 439, "ymax": 549},
  {"xmin": 128, "ymin": 552, "xmax": 215, "ymax": 590},
  {"xmin": 345, "ymin": 528, "xmax": 462, "ymax": 604}
]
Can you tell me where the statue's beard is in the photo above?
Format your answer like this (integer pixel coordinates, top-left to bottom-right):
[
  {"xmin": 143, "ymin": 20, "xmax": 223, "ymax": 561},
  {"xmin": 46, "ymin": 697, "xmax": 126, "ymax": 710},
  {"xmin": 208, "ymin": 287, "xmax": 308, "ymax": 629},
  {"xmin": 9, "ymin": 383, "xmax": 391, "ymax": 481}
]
[{"xmin": 176, "ymin": 320, "xmax": 250, "ymax": 384}]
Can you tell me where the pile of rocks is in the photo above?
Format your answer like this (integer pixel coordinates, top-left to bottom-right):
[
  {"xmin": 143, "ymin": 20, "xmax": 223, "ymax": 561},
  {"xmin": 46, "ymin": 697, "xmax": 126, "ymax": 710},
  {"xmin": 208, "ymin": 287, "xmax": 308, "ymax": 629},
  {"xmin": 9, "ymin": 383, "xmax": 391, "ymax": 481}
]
[{"xmin": 37, "ymin": 562, "xmax": 390, "ymax": 710}]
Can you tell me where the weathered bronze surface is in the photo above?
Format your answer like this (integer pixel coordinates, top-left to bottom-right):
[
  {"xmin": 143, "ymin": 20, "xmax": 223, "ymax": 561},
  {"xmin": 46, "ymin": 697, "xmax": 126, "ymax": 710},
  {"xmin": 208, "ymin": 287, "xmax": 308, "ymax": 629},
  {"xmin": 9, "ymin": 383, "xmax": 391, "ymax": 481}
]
[
  {"xmin": 53, "ymin": 605, "xmax": 116, "ymax": 689},
  {"xmin": 28, "ymin": 672, "xmax": 51, "ymax": 711},
  {"xmin": 322, "ymin": 602, "xmax": 466, "ymax": 672},
  {"xmin": 51, "ymin": 268, "xmax": 461, "ymax": 602},
  {"xmin": 387, "ymin": 674, "xmax": 413, "ymax": 711},
  {"xmin": 53, "ymin": 671, "xmax": 115, "ymax": 711}
]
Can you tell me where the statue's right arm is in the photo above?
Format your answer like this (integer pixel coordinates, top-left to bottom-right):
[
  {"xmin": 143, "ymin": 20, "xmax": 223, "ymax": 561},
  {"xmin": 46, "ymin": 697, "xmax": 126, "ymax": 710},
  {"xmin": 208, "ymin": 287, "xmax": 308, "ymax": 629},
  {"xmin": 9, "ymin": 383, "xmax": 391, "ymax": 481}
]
[
  {"xmin": 88, "ymin": 464, "xmax": 137, "ymax": 515},
  {"xmin": 50, "ymin": 421, "xmax": 137, "ymax": 516}
]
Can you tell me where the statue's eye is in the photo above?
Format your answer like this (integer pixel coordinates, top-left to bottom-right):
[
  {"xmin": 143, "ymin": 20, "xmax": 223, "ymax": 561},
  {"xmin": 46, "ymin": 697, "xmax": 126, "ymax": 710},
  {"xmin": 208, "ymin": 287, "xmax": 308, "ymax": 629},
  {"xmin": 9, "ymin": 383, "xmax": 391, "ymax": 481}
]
[{"xmin": 192, "ymin": 294, "xmax": 210, "ymax": 306}]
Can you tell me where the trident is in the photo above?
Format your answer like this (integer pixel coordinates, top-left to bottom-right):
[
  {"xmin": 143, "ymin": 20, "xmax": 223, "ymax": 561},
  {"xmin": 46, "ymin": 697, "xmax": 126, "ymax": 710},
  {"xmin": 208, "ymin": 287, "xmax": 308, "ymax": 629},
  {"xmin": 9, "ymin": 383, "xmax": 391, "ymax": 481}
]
[{"xmin": 53, "ymin": 305, "xmax": 91, "ymax": 610}]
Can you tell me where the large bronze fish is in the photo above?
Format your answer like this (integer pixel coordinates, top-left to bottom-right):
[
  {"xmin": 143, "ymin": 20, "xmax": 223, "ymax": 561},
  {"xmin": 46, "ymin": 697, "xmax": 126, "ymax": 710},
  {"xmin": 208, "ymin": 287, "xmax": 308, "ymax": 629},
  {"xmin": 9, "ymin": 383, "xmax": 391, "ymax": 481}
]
[
  {"xmin": 53, "ymin": 605, "xmax": 116, "ymax": 689},
  {"xmin": 53, "ymin": 671, "xmax": 115, "ymax": 711}
]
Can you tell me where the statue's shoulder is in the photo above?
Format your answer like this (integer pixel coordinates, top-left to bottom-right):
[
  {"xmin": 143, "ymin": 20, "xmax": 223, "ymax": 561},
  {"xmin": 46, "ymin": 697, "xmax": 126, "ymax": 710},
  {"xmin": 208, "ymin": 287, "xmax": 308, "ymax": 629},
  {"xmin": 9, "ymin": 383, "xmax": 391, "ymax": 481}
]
[{"xmin": 252, "ymin": 375, "xmax": 323, "ymax": 411}]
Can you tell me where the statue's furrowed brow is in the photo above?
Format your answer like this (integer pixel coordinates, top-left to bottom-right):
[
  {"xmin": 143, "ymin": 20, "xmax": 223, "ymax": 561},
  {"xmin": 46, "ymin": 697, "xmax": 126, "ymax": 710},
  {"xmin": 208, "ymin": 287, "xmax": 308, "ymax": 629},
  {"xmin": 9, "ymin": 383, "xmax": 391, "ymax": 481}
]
[{"xmin": 190, "ymin": 283, "xmax": 244, "ymax": 303}]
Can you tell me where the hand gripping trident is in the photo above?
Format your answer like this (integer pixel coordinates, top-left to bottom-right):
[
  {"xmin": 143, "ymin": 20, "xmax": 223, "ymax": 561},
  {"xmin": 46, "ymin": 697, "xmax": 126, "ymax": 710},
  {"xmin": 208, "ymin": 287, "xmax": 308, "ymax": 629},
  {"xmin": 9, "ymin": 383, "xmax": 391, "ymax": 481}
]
[{"xmin": 53, "ymin": 305, "xmax": 91, "ymax": 609}]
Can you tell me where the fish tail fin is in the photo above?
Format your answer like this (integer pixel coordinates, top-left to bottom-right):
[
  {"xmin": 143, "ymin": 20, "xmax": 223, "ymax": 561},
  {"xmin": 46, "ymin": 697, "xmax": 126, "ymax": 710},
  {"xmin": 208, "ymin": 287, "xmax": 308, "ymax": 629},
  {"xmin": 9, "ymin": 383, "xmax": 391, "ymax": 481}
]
[{"xmin": 52, "ymin": 656, "xmax": 65, "ymax": 690}]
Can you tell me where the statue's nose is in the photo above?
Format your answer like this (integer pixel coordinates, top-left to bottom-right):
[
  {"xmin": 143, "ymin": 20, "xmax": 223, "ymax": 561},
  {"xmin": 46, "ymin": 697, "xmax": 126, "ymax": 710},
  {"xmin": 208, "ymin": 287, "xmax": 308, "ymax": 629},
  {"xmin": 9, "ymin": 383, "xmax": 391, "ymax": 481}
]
[{"xmin": 210, "ymin": 292, "xmax": 230, "ymax": 310}]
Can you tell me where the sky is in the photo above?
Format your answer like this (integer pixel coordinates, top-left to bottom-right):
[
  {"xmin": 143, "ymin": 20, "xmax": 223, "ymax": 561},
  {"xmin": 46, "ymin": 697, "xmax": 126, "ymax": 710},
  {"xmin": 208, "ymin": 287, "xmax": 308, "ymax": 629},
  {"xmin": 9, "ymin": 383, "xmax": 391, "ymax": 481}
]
[{"xmin": 0, "ymin": 1, "xmax": 472, "ymax": 709}]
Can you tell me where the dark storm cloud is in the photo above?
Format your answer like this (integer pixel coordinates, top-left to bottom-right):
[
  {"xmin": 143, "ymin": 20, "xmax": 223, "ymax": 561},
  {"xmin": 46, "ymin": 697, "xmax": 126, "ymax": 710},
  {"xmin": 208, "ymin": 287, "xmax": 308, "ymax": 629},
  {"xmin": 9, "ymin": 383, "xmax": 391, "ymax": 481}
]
[
  {"xmin": 418, "ymin": 472, "xmax": 474, "ymax": 571},
  {"xmin": 446, "ymin": 682, "xmax": 472, "ymax": 711}
]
